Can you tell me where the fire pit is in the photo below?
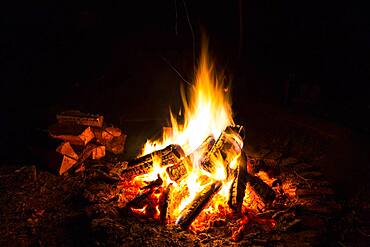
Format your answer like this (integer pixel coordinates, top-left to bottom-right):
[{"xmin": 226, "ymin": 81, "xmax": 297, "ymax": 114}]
[{"xmin": 75, "ymin": 42, "xmax": 338, "ymax": 245}]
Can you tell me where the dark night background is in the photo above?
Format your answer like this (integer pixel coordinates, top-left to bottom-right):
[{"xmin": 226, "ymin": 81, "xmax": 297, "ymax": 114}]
[{"xmin": 1, "ymin": 0, "xmax": 370, "ymax": 213}]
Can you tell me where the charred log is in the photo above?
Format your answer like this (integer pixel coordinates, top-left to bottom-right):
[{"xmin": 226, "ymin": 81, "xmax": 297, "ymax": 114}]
[
  {"xmin": 176, "ymin": 181, "xmax": 222, "ymax": 229},
  {"xmin": 228, "ymin": 151, "xmax": 248, "ymax": 212},
  {"xmin": 247, "ymin": 174, "xmax": 276, "ymax": 204},
  {"xmin": 166, "ymin": 157, "xmax": 189, "ymax": 182},
  {"xmin": 160, "ymin": 183, "xmax": 173, "ymax": 225},
  {"xmin": 122, "ymin": 145, "xmax": 185, "ymax": 180},
  {"xmin": 200, "ymin": 125, "xmax": 244, "ymax": 174},
  {"xmin": 167, "ymin": 136, "xmax": 216, "ymax": 182}
]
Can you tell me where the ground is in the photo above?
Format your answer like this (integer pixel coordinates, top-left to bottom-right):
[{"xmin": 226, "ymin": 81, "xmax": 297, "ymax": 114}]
[{"xmin": 1, "ymin": 104, "xmax": 369, "ymax": 246}]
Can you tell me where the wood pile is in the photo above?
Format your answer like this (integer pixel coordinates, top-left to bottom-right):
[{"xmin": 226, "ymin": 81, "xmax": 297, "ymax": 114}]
[{"xmin": 48, "ymin": 110, "xmax": 126, "ymax": 175}]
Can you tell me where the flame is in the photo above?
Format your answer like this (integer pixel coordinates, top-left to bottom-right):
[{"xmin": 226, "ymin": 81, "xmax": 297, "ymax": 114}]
[{"xmin": 142, "ymin": 40, "xmax": 233, "ymax": 156}]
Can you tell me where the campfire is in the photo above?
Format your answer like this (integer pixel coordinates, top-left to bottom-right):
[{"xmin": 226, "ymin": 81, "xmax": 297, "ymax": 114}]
[{"xmin": 115, "ymin": 41, "xmax": 277, "ymax": 239}]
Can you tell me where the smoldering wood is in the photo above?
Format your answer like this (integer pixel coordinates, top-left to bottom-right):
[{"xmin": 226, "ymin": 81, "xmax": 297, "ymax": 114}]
[
  {"xmin": 228, "ymin": 151, "xmax": 248, "ymax": 212},
  {"xmin": 176, "ymin": 181, "xmax": 222, "ymax": 229},
  {"xmin": 247, "ymin": 173, "xmax": 276, "ymax": 204},
  {"xmin": 142, "ymin": 175, "xmax": 163, "ymax": 190},
  {"xmin": 56, "ymin": 110, "xmax": 104, "ymax": 127},
  {"xmin": 122, "ymin": 145, "xmax": 185, "ymax": 180},
  {"xmin": 160, "ymin": 183, "xmax": 173, "ymax": 225},
  {"xmin": 127, "ymin": 178, "xmax": 163, "ymax": 209}
]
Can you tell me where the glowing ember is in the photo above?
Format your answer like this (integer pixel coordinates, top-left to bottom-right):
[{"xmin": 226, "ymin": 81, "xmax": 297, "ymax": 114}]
[{"xmin": 118, "ymin": 39, "xmax": 276, "ymax": 232}]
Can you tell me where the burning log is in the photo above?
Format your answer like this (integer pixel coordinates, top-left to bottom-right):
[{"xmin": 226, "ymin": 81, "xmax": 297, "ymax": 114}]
[
  {"xmin": 247, "ymin": 173, "xmax": 276, "ymax": 204},
  {"xmin": 200, "ymin": 125, "xmax": 244, "ymax": 174},
  {"xmin": 176, "ymin": 181, "xmax": 222, "ymax": 229},
  {"xmin": 167, "ymin": 136, "xmax": 216, "ymax": 182},
  {"xmin": 159, "ymin": 183, "xmax": 173, "ymax": 225},
  {"xmin": 228, "ymin": 151, "xmax": 248, "ymax": 212},
  {"xmin": 166, "ymin": 157, "xmax": 189, "ymax": 182},
  {"xmin": 122, "ymin": 144, "xmax": 185, "ymax": 180},
  {"xmin": 127, "ymin": 176, "xmax": 163, "ymax": 209},
  {"xmin": 56, "ymin": 110, "xmax": 104, "ymax": 127}
]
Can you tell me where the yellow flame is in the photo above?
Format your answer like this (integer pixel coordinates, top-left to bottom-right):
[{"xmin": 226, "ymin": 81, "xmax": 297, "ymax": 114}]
[{"xmin": 143, "ymin": 41, "xmax": 233, "ymax": 156}]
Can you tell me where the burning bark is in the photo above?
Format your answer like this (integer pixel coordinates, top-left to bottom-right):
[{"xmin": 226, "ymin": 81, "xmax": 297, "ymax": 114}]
[
  {"xmin": 166, "ymin": 136, "xmax": 215, "ymax": 182},
  {"xmin": 228, "ymin": 151, "xmax": 248, "ymax": 212},
  {"xmin": 159, "ymin": 183, "xmax": 173, "ymax": 225},
  {"xmin": 176, "ymin": 181, "xmax": 222, "ymax": 229},
  {"xmin": 123, "ymin": 144, "xmax": 185, "ymax": 180},
  {"xmin": 200, "ymin": 126, "xmax": 244, "ymax": 174}
]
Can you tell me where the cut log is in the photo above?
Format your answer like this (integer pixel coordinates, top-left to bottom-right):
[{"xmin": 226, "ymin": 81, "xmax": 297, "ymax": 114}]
[
  {"xmin": 247, "ymin": 174, "xmax": 276, "ymax": 204},
  {"xmin": 59, "ymin": 155, "xmax": 78, "ymax": 175},
  {"xmin": 56, "ymin": 110, "xmax": 103, "ymax": 127},
  {"xmin": 92, "ymin": 145, "xmax": 106, "ymax": 160},
  {"xmin": 56, "ymin": 142, "xmax": 79, "ymax": 160},
  {"xmin": 176, "ymin": 181, "xmax": 222, "ymax": 229},
  {"xmin": 122, "ymin": 145, "xmax": 185, "ymax": 180},
  {"xmin": 166, "ymin": 157, "xmax": 190, "ymax": 182},
  {"xmin": 106, "ymin": 134, "xmax": 126, "ymax": 154},
  {"xmin": 228, "ymin": 151, "xmax": 248, "ymax": 212},
  {"xmin": 49, "ymin": 123, "xmax": 94, "ymax": 146}
]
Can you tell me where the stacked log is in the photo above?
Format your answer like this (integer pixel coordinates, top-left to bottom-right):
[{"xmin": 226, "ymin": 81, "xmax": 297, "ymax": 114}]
[{"xmin": 48, "ymin": 111, "xmax": 126, "ymax": 175}]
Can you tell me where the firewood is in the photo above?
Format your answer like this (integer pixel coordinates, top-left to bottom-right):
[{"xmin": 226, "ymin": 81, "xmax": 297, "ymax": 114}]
[
  {"xmin": 59, "ymin": 155, "xmax": 78, "ymax": 175},
  {"xmin": 159, "ymin": 183, "xmax": 173, "ymax": 225},
  {"xmin": 92, "ymin": 145, "xmax": 106, "ymax": 160},
  {"xmin": 166, "ymin": 136, "xmax": 216, "ymax": 182},
  {"xmin": 247, "ymin": 173, "xmax": 276, "ymax": 204},
  {"xmin": 176, "ymin": 181, "xmax": 222, "ymax": 229},
  {"xmin": 106, "ymin": 134, "xmax": 126, "ymax": 154},
  {"xmin": 56, "ymin": 110, "xmax": 103, "ymax": 127},
  {"xmin": 228, "ymin": 151, "xmax": 248, "ymax": 212},
  {"xmin": 128, "ymin": 177, "xmax": 163, "ymax": 209},
  {"xmin": 49, "ymin": 123, "xmax": 94, "ymax": 146},
  {"xmin": 166, "ymin": 157, "xmax": 190, "ymax": 182},
  {"xmin": 56, "ymin": 142, "xmax": 79, "ymax": 160},
  {"xmin": 122, "ymin": 145, "xmax": 185, "ymax": 180},
  {"xmin": 200, "ymin": 125, "xmax": 244, "ymax": 174}
]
